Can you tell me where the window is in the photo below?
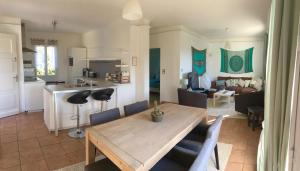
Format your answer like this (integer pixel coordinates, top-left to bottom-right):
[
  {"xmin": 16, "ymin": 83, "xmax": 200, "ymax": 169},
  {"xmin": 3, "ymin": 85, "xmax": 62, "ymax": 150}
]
[{"xmin": 35, "ymin": 45, "xmax": 57, "ymax": 76}]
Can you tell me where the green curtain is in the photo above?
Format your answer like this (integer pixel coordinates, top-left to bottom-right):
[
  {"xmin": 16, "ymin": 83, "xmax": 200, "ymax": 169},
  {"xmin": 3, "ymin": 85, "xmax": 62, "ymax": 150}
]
[{"xmin": 258, "ymin": 0, "xmax": 300, "ymax": 170}]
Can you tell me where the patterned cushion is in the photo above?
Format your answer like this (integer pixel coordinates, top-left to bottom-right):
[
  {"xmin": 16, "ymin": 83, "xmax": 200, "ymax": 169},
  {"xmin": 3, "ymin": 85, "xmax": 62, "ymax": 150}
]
[
  {"xmin": 249, "ymin": 80, "xmax": 257, "ymax": 88},
  {"xmin": 253, "ymin": 78, "xmax": 263, "ymax": 91},
  {"xmin": 244, "ymin": 80, "xmax": 251, "ymax": 87},
  {"xmin": 215, "ymin": 80, "xmax": 225, "ymax": 87},
  {"xmin": 238, "ymin": 79, "xmax": 245, "ymax": 87},
  {"xmin": 225, "ymin": 80, "xmax": 231, "ymax": 87},
  {"xmin": 233, "ymin": 79, "xmax": 239, "ymax": 86}
]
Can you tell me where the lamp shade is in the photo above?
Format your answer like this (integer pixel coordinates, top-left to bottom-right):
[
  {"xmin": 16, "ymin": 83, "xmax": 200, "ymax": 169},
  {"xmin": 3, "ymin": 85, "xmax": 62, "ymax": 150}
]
[{"xmin": 122, "ymin": 0, "xmax": 143, "ymax": 21}]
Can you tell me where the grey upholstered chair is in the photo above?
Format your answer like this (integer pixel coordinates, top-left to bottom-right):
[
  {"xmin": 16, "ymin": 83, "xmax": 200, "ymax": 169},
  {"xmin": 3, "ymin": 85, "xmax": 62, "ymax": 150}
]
[
  {"xmin": 85, "ymin": 158, "xmax": 120, "ymax": 171},
  {"xmin": 177, "ymin": 88, "xmax": 207, "ymax": 109},
  {"xmin": 124, "ymin": 100, "xmax": 149, "ymax": 117},
  {"xmin": 180, "ymin": 115, "xmax": 224, "ymax": 170},
  {"xmin": 89, "ymin": 108, "xmax": 121, "ymax": 126},
  {"xmin": 150, "ymin": 138, "xmax": 215, "ymax": 171},
  {"xmin": 85, "ymin": 138, "xmax": 216, "ymax": 171}
]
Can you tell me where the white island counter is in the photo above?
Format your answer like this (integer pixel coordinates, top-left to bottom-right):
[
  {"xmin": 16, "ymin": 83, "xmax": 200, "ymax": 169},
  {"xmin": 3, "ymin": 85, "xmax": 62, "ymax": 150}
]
[{"xmin": 43, "ymin": 80, "xmax": 134, "ymax": 136}]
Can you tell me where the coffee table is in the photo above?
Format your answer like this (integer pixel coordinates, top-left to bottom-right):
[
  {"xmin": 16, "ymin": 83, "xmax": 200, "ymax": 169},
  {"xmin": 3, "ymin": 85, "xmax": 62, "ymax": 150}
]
[{"xmin": 213, "ymin": 90, "xmax": 235, "ymax": 107}]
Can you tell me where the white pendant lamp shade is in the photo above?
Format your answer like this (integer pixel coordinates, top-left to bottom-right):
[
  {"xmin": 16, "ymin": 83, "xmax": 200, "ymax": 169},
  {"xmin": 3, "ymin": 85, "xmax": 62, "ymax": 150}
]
[{"xmin": 122, "ymin": 0, "xmax": 143, "ymax": 21}]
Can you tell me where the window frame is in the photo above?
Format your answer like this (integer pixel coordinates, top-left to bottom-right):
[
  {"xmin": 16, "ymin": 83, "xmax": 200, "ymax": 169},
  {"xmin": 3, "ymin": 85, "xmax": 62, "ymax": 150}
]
[{"xmin": 34, "ymin": 45, "xmax": 58, "ymax": 78}]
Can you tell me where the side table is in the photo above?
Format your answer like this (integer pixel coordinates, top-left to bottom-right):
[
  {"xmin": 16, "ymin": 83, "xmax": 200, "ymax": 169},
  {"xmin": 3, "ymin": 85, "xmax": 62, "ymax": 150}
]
[{"xmin": 247, "ymin": 106, "xmax": 264, "ymax": 131}]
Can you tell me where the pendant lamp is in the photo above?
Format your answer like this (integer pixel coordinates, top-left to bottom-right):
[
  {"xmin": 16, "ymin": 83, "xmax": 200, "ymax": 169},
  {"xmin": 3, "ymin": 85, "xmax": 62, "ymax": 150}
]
[{"xmin": 122, "ymin": 0, "xmax": 143, "ymax": 21}]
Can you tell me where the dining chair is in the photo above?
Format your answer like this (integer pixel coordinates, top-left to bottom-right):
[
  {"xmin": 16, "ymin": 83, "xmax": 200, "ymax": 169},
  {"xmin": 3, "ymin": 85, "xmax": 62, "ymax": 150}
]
[
  {"xmin": 180, "ymin": 115, "xmax": 223, "ymax": 170},
  {"xmin": 177, "ymin": 88, "xmax": 207, "ymax": 109},
  {"xmin": 85, "ymin": 158, "xmax": 120, "ymax": 171},
  {"xmin": 84, "ymin": 138, "xmax": 215, "ymax": 171},
  {"xmin": 150, "ymin": 138, "xmax": 215, "ymax": 171},
  {"xmin": 89, "ymin": 108, "xmax": 121, "ymax": 126},
  {"xmin": 124, "ymin": 100, "xmax": 149, "ymax": 117}
]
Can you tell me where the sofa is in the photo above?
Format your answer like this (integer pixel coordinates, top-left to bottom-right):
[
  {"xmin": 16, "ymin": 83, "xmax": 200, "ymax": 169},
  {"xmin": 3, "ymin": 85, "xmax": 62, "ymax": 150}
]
[
  {"xmin": 235, "ymin": 91, "xmax": 264, "ymax": 114},
  {"xmin": 211, "ymin": 76, "xmax": 257, "ymax": 94}
]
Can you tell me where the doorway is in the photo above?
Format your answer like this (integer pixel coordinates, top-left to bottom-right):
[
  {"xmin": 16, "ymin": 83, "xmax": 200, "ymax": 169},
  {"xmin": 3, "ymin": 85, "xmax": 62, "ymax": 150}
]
[{"xmin": 149, "ymin": 48, "xmax": 160, "ymax": 106}]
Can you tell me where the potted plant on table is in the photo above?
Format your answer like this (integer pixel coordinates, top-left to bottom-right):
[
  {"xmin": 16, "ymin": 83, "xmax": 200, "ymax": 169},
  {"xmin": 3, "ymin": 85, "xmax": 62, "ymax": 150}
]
[{"xmin": 151, "ymin": 101, "xmax": 164, "ymax": 122}]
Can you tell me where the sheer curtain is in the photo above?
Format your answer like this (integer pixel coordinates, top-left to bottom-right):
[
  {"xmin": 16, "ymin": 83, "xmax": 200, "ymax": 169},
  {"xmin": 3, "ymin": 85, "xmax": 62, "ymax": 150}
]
[{"xmin": 257, "ymin": 0, "xmax": 300, "ymax": 170}]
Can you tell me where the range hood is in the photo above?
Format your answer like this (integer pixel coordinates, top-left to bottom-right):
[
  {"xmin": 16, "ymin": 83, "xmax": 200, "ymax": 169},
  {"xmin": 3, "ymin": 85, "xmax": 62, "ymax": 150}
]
[{"xmin": 21, "ymin": 23, "xmax": 36, "ymax": 53}]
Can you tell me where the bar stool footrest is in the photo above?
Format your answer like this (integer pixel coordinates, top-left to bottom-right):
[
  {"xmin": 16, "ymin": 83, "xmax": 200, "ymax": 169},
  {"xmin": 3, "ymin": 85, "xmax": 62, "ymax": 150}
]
[{"xmin": 68, "ymin": 128, "xmax": 85, "ymax": 139}]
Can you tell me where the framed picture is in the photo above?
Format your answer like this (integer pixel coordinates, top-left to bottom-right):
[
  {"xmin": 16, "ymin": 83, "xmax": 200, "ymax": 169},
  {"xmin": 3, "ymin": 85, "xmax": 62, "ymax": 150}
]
[{"xmin": 132, "ymin": 56, "xmax": 137, "ymax": 66}]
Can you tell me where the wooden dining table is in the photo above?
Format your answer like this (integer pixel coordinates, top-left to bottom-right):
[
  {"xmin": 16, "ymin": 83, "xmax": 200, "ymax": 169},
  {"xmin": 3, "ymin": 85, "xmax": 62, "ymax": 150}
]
[{"xmin": 85, "ymin": 103, "xmax": 208, "ymax": 171}]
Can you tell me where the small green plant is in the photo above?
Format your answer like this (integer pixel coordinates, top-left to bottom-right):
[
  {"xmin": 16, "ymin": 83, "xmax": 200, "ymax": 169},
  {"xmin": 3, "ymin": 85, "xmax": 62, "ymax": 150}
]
[{"xmin": 151, "ymin": 101, "xmax": 164, "ymax": 122}]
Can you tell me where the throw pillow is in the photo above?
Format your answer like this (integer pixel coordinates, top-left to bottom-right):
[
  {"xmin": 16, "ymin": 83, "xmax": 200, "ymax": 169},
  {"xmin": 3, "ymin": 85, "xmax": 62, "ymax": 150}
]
[
  {"xmin": 254, "ymin": 78, "xmax": 263, "ymax": 91},
  {"xmin": 225, "ymin": 79, "xmax": 231, "ymax": 87},
  {"xmin": 249, "ymin": 79, "xmax": 257, "ymax": 88},
  {"xmin": 216, "ymin": 80, "xmax": 225, "ymax": 87},
  {"xmin": 232, "ymin": 79, "xmax": 239, "ymax": 86},
  {"xmin": 199, "ymin": 74, "xmax": 211, "ymax": 89},
  {"xmin": 238, "ymin": 79, "xmax": 245, "ymax": 87},
  {"xmin": 244, "ymin": 80, "xmax": 251, "ymax": 87}
]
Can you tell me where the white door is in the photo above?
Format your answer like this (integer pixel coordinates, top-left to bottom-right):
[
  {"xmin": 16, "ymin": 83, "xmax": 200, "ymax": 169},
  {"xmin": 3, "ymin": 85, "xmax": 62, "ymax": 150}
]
[{"xmin": 0, "ymin": 33, "xmax": 19, "ymax": 118}]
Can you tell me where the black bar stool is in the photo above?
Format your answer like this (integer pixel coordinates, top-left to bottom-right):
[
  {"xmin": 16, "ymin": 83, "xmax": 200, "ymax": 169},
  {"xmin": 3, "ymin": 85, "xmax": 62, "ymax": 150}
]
[
  {"xmin": 92, "ymin": 88, "xmax": 114, "ymax": 112},
  {"xmin": 67, "ymin": 90, "xmax": 91, "ymax": 138}
]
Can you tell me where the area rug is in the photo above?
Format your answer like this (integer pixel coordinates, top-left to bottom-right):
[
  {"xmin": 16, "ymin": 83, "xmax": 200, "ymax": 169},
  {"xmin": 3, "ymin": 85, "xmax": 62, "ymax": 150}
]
[
  {"xmin": 55, "ymin": 142, "xmax": 232, "ymax": 171},
  {"xmin": 207, "ymin": 97, "xmax": 247, "ymax": 119}
]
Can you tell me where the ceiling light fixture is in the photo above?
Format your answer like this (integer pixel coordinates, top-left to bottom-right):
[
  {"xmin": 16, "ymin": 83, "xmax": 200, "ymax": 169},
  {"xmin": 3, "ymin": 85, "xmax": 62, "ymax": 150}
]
[{"xmin": 122, "ymin": 0, "xmax": 143, "ymax": 21}]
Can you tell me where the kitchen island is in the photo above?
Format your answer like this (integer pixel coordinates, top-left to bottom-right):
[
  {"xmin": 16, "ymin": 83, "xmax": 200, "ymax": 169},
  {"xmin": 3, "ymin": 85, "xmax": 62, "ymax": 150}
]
[{"xmin": 43, "ymin": 79, "xmax": 134, "ymax": 136}]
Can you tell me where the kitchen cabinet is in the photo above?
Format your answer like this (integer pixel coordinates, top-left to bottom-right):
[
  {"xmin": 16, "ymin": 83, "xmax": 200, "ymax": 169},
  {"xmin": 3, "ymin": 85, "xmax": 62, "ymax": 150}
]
[
  {"xmin": 115, "ymin": 83, "xmax": 135, "ymax": 114},
  {"xmin": 67, "ymin": 48, "xmax": 87, "ymax": 83},
  {"xmin": 24, "ymin": 79, "xmax": 45, "ymax": 112}
]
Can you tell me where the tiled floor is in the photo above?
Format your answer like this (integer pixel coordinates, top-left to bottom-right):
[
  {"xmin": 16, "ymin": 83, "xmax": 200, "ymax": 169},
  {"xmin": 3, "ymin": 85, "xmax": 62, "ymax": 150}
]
[
  {"xmin": 0, "ymin": 112, "xmax": 260, "ymax": 171},
  {"xmin": 221, "ymin": 117, "xmax": 261, "ymax": 171}
]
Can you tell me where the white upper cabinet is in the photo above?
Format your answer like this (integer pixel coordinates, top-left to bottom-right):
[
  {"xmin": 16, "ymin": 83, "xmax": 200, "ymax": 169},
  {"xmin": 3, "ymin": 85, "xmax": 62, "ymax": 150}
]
[{"xmin": 86, "ymin": 47, "xmax": 128, "ymax": 60}]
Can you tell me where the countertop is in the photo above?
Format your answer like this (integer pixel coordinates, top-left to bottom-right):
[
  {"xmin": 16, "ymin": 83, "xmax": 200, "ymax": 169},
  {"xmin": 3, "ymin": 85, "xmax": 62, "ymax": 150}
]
[
  {"xmin": 24, "ymin": 78, "xmax": 46, "ymax": 84},
  {"xmin": 44, "ymin": 79, "xmax": 117, "ymax": 94}
]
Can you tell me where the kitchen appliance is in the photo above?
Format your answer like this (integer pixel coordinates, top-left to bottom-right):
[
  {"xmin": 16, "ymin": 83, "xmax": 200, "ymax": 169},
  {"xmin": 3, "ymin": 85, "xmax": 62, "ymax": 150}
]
[
  {"xmin": 24, "ymin": 67, "xmax": 37, "ymax": 81},
  {"xmin": 82, "ymin": 68, "xmax": 89, "ymax": 77},
  {"xmin": 24, "ymin": 67, "xmax": 36, "ymax": 77},
  {"xmin": 24, "ymin": 79, "xmax": 45, "ymax": 112},
  {"xmin": 23, "ymin": 60, "xmax": 33, "ymax": 68},
  {"xmin": 120, "ymin": 71, "xmax": 130, "ymax": 83},
  {"xmin": 88, "ymin": 71, "xmax": 97, "ymax": 78}
]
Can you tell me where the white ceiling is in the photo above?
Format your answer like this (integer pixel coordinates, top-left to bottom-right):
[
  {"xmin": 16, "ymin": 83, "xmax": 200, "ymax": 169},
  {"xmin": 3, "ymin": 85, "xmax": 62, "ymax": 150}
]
[{"xmin": 0, "ymin": 0, "xmax": 271, "ymax": 38}]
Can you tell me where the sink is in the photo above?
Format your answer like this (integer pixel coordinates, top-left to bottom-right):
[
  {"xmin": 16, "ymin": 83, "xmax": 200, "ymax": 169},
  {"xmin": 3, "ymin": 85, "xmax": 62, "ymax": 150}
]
[
  {"xmin": 75, "ymin": 83, "xmax": 97, "ymax": 87},
  {"xmin": 64, "ymin": 83, "xmax": 98, "ymax": 88}
]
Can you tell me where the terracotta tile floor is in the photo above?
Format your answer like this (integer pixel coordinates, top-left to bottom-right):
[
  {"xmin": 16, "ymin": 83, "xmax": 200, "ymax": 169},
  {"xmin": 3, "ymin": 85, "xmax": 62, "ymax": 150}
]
[{"xmin": 0, "ymin": 112, "xmax": 260, "ymax": 171}]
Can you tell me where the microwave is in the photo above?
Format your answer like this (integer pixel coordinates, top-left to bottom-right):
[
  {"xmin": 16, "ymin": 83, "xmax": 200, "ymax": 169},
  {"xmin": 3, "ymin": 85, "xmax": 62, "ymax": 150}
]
[{"xmin": 24, "ymin": 67, "xmax": 37, "ymax": 77}]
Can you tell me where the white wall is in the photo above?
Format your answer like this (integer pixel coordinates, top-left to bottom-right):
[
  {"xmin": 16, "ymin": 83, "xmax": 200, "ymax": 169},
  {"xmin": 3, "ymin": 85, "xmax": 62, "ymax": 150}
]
[
  {"xmin": 0, "ymin": 16, "xmax": 24, "ymax": 112},
  {"xmin": 26, "ymin": 32, "xmax": 82, "ymax": 81},
  {"xmin": 207, "ymin": 38, "xmax": 266, "ymax": 80},
  {"xmin": 130, "ymin": 25, "xmax": 150, "ymax": 102},
  {"xmin": 150, "ymin": 30, "xmax": 181, "ymax": 103}
]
